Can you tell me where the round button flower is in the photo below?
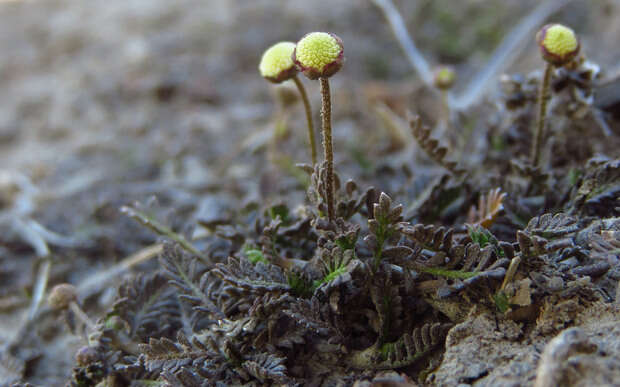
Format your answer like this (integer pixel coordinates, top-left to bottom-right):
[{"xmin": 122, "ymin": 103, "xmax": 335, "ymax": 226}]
[
  {"xmin": 293, "ymin": 32, "xmax": 344, "ymax": 80},
  {"xmin": 433, "ymin": 66, "xmax": 456, "ymax": 90},
  {"xmin": 536, "ymin": 24, "xmax": 580, "ymax": 66},
  {"xmin": 259, "ymin": 42, "xmax": 298, "ymax": 83},
  {"xmin": 48, "ymin": 283, "xmax": 78, "ymax": 310}
]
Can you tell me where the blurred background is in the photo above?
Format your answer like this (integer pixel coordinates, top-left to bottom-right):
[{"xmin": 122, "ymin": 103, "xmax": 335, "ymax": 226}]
[{"xmin": 0, "ymin": 0, "xmax": 618, "ymax": 384}]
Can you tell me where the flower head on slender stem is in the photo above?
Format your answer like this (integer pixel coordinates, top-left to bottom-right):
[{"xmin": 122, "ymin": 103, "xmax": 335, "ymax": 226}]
[
  {"xmin": 48, "ymin": 283, "xmax": 77, "ymax": 310},
  {"xmin": 536, "ymin": 24, "xmax": 580, "ymax": 66},
  {"xmin": 259, "ymin": 42, "xmax": 298, "ymax": 83},
  {"xmin": 531, "ymin": 23, "xmax": 580, "ymax": 168},
  {"xmin": 433, "ymin": 66, "xmax": 456, "ymax": 91},
  {"xmin": 293, "ymin": 32, "xmax": 344, "ymax": 80},
  {"xmin": 48, "ymin": 283, "xmax": 95, "ymax": 332},
  {"xmin": 294, "ymin": 32, "xmax": 344, "ymax": 221},
  {"xmin": 433, "ymin": 65, "xmax": 456, "ymax": 134},
  {"xmin": 259, "ymin": 41, "xmax": 318, "ymax": 164}
]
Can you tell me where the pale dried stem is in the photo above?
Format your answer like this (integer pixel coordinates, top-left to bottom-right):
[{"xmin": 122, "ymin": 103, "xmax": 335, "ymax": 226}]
[
  {"xmin": 372, "ymin": 0, "xmax": 573, "ymax": 110},
  {"xmin": 69, "ymin": 301, "xmax": 95, "ymax": 331},
  {"xmin": 501, "ymin": 256, "xmax": 521, "ymax": 290},
  {"xmin": 371, "ymin": 0, "xmax": 433, "ymax": 87},
  {"xmin": 77, "ymin": 243, "xmax": 163, "ymax": 298}
]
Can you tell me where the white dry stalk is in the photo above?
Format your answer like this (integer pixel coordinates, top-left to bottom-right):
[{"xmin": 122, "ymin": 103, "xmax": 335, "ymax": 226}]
[
  {"xmin": 28, "ymin": 258, "xmax": 52, "ymax": 321},
  {"xmin": 371, "ymin": 0, "xmax": 434, "ymax": 86},
  {"xmin": 77, "ymin": 243, "xmax": 163, "ymax": 298},
  {"xmin": 371, "ymin": 0, "xmax": 574, "ymax": 111},
  {"xmin": 0, "ymin": 170, "xmax": 84, "ymax": 257},
  {"xmin": 0, "ymin": 170, "xmax": 101, "ymax": 340},
  {"xmin": 500, "ymin": 256, "xmax": 521, "ymax": 291}
]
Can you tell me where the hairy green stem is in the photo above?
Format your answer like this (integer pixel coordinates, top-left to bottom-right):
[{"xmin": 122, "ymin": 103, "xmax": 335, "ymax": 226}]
[
  {"xmin": 416, "ymin": 266, "xmax": 477, "ymax": 280},
  {"xmin": 293, "ymin": 76, "xmax": 317, "ymax": 165},
  {"xmin": 320, "ymin": 77, "xmax": 335, "ymax": 221},
  {"xmin": 531, "ymin": 63, "xmax": 552, "ymax": 167}
]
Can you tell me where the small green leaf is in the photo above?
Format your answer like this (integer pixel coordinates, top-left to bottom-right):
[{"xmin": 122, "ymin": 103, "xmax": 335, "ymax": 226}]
[
  {"xmin": 288, "ymin": 272, "xmax": 313, "ymax": 298},
  {"xmin": 468, "ymin": 225, "xmax": 491, "ymax": 247},
  {"xmin": 379, "ymin": 342, "xmax": 395, "ymax": 360},
  {"xmin": 243, "ymin": 245, "xmax": 268, "ymax": 265},
  {"xmin": 568, "ymin": 168, "xmax": 582, "ymax": 186},
  {"xmin": 267, "ymin": 204, "xmax": 290, "ymax": 224},
  {"xmin": 314, "ymin": 264, "xmax": 348, "ymax": 288},
  {"xmin": 493, "ymin": 291, "xmax": 510, "ymax": 313},
  {"xmin": 468, "ymin": 225, "xmax": 504, "ymax": 256}
]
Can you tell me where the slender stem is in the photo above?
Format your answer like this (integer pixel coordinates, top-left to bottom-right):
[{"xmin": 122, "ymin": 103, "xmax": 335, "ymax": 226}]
[
  {"xmin": 531, "ymin": 63, "xmax": 552, "ymax": 167},
  {"xmin": 69, "ymin": 301, "xmax": 95, "ymax": 331},
  {"xmin": 371, "ymin": 0, "xmax": 433, "ymax": 87},
  {"xmin": 373, "ymin": 225, "xmax": 387, "ymax": 271},
  {"xmin": 120, "ymin": 206, "xmax": 207, "ymax": 262},
  {"xmin": 439, "ymin": 89, "xmax": 450, "ymax": 137},
  {"xmin": 441, "ymin": 90, "xmax": 449, "ymax": 120},
  {"xmin": 416, "ymin": 266, "xmax": 478, "ymax": 280},
  {"xmin": 293, "ymin": 76, "xmax": 317, "ymax": 165},
  {"xmin": 77, "ymin": 243, "xmax": 163, "ymax": 298},
  {"xmin": 320, "ymin": 77, "xmax": 335, "ymax": 221},
  {"xmin": 29, "ymin": 257, "xmax": 51, "ymax": 320},
  {"xmin": 372, "ymin": 0, "xmax": 573, "ymax": 111}
]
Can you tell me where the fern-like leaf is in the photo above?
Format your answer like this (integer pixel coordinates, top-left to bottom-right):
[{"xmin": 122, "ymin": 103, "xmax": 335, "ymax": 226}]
[
  {"xmin": 110, "ymin": 273, "xmax": 181, "ymax": 342},
  {"xmin": 139, "ymin": 333, "xmax": 220, "ymax": 377},
  {"xmin": 365, "ymin": 192, "xmax": 405, "ymax": 268},
  {"xmin": 211, "ymin": 257, "xmax": 290, "ymax": 295},
  {"xmin": 241, "ymin": 352, "xmax": 289, "ymax": 384},
  {"xmin": 409, "ymin": 114, "xmax": 465, "ymax": 176},
  {"xmin": 347, "ymin": 322, "xmax": 452, "ymax": 370},
  {"xmin": 399, "ymin": 223, "xmax": 455, "ymax": 254},
  {"xmin": 284, "ymin": 297, "xmax": 344, "ymax": 347},
  {"xmin": 159, "ymin": 243, "xmax": 224, "ymax": 320}
]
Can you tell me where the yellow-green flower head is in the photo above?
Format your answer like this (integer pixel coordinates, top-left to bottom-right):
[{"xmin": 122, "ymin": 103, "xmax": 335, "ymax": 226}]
[
  {"xmin": 293, "ymin": 32, "xmax": 344, "ymax": 80},
  {"xmin": 536, "ymin": 24, "xmax": 580, "ymax": 66},
  {"xmin": 259, "ymin": 42, "xmax": 298, "ymax": 83},
  {"xmin": 433, "ymin": 66, "xmax": 456, "ymax": 90}
]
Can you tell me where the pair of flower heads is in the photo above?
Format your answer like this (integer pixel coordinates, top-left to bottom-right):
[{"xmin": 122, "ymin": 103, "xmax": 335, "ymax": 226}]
[
  {"xmin": 259, "ymin": 32, "xmax": 344, "ymax": 83},
  {"xmin": 259, "ymin": 32, "xmax": 345, "ymax": 221},
  {"xmin": 256, "ymin": 24, "xmax": 580, "ymax": 218}
]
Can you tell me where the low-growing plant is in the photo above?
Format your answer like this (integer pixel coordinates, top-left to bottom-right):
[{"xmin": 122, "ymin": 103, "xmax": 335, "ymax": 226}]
[{"xmin": 56, "ymin": 25, "xmax": 620, "ymax": 387}]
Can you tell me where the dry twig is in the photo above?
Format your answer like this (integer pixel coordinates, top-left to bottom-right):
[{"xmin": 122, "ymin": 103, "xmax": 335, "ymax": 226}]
[{"xmin": 372, "ymin": 0, "xmax": 574, "ymax": 110}]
